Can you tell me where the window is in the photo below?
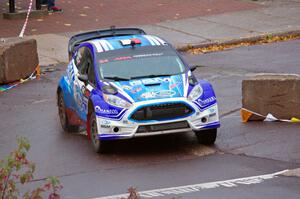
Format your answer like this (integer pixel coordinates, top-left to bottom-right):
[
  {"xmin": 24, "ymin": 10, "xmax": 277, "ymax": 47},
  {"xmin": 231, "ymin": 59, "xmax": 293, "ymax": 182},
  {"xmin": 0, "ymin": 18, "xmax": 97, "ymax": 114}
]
[
  {"xmin": 74, "ymin": 47, "xmax": 86, "ymax": 74},
  {"xmin": 87, "ymin": 55, "xmax": 96, "ymax": 85},
  {"xmin": 99, "ymin": 55, "xmax": 185, "ymax": 80}
]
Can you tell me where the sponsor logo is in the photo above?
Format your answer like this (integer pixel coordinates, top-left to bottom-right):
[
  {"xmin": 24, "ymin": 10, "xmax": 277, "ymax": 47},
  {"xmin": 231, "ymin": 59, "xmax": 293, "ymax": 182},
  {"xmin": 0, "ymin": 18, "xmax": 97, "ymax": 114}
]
[
  {"xmin": 122, "ymin": 85, "xmax": 132, "ymax": 90},
  {"xmin": 141, "ymin": 78, "xmax": 161, "ymax": 85},
  {"xmin": 155, "ymin": 90, "xmax": 176, "ymax": 97},
  {"xmin": 100, "ymin": 124, "xmax": 111, "ymax": 128},
  {"xmin": 131, "ymin": 87, "xmax": 142, "ymax": 93},
  {"xmin": 169, "ymin": 82, "xmax": 179, "ymax": 90},
  {"xmin": 133, "ymin": 53, "xmax": 163, "ymax": 58},
  {"xmin": 95, "ymin": 106, "xmax": 119, "ymax": 115},
  {"xmin": 130, "ymin": 80, "xmax": 142, "ymax": 86},
  {"xmin": 208, "ymin": 107, "xmax": 216, "ymax": 114},
  {"xmin": 99, "ymin": 59, "xmax": 109, "ymax": 64},
  {"xmin": 141, "ymin": 90, "xmax": 176, "ymax": 99},
  {"xmin": 196, "ymin": 96, "xmax": 216, "ymax": 106},
  {"xmin": 101, "ymin": 120, "xmax": 111, "ymax": 125},
  {"xmin": 141, "ymin": 91, "xmax": 157, "ymax": 99},
  {"xmin": 129, "ymin": 78, "xmax": 171, "ymax": 86}
]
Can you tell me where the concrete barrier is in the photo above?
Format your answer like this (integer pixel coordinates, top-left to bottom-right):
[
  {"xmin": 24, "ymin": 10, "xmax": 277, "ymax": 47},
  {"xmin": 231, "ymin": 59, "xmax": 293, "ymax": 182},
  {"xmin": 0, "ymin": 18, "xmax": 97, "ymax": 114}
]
[
  {"xmin": 242, "ymin": 74, "xmax": 300, "ymax": 120},
  {"xmin": 0, "ymin": 38, "xmax": 39, "ymax": 84}
]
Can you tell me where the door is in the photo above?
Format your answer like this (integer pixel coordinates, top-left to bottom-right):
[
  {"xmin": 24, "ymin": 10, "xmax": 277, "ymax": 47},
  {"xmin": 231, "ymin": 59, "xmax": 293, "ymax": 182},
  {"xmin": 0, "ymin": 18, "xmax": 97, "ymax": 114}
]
[{"xmin": 72, "ymin": 46, "xmax": 93, "ymax": 120}]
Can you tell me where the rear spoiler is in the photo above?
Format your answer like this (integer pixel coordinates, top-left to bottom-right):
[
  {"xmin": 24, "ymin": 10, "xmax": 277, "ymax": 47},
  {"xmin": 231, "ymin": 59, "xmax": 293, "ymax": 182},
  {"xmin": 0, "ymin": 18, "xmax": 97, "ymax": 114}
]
[{"xmin": 68, "ymin": 27, "xmax": 146, "ymax": 59}]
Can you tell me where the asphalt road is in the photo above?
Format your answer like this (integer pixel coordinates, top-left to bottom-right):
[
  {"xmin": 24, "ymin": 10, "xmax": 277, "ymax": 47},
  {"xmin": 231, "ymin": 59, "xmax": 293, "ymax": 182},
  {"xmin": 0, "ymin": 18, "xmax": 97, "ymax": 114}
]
[{"xmin": 0, "ymin": 39, "xmax": 300, "ymax": 198}]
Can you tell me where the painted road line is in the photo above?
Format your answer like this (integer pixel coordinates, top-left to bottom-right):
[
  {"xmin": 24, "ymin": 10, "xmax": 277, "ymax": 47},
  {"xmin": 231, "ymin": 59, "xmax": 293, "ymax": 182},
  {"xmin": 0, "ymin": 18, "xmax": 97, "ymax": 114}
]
[{"xmin": 93, "ymin": 170, "xmax": 289, "ymax": 199}]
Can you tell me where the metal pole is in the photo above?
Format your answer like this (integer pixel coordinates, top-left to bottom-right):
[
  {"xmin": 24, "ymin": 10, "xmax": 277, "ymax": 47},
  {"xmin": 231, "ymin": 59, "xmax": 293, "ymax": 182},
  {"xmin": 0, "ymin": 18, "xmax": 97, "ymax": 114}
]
[
  {"xmin": 36, "ymin": 0, "xmax": 41, "ymax": 10},
  {"xmin": 9, "ymin": 0, "xmax": 15, "ymax": 13}
]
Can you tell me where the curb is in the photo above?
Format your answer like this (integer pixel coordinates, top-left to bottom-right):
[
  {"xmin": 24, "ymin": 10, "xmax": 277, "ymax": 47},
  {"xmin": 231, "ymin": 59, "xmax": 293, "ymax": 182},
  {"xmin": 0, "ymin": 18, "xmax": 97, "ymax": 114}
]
[{"xmin": 178, "ymin": 29, "xmax": 300, "ymax": 52}]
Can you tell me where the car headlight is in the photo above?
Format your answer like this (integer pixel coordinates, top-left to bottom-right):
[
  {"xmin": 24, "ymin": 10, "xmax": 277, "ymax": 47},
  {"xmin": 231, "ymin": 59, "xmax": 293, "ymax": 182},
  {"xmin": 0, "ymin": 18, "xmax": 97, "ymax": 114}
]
[
  {"xmin": 188, "ymin": 84, "xmax": 203, "ymax": 101},
  {"xmin": 103, "ymin": 94, "xmax": 132, "ymax": 109}
]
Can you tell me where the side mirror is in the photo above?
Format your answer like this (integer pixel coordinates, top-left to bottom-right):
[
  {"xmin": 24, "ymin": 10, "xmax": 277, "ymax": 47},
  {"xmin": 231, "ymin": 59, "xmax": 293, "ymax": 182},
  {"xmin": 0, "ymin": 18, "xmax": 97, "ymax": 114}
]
[
  {"xmin": 190, "ymin": 65, "xmax": 197, "ymax": 72},
  {"xmin": 78, "ymin": 74, "xmax": 88, "ymax": 82}
]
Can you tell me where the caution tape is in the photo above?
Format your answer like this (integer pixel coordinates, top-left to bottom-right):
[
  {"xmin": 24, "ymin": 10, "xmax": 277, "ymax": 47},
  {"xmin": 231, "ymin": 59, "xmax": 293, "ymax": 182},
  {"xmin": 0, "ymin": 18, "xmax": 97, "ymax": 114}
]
[
  {"xmin": 19, "ymin": 0, "xmax": 33, "ymax": 38},
  {"xmin": 240, "ymin": 108, "xmax": 300, "ymax": 123},
  {"xmin": 0, "ymin": 65, "xmax": 40, "ymax": 93}
]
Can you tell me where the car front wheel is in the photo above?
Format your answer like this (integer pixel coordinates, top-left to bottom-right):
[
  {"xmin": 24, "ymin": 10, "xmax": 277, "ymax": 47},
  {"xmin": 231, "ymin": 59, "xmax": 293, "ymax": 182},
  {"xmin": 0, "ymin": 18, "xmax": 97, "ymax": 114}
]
[
  {"xmin": 194, "ymin": 129, "xmax": 217, "ymax": 145},
  {"xmin": 90, "ymin": 112, "xmax": 108, "ymax": 153}
]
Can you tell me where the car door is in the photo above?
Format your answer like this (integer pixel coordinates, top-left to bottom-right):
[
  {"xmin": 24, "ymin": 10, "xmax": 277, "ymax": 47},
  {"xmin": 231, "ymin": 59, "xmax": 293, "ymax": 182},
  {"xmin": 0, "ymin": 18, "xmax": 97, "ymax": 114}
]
[{"xmin": 72, "ymin": 46, "xmax": 92, "ymax": 120}]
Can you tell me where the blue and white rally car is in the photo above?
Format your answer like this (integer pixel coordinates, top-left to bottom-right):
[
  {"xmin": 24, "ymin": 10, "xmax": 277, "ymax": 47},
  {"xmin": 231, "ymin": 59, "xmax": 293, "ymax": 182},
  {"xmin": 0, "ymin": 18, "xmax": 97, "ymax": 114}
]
[{"xmin": 57, "ymin": 27, "xmax": 220, "ymax": 153}]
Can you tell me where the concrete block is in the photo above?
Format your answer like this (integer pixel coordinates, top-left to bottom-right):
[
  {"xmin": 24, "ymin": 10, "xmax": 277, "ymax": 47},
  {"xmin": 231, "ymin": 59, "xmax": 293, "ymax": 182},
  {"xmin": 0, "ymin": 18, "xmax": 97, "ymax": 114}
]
[
  {"xmin": 242, "ymin": 74, "xmax": 300, "ymax": 120},
  {"xmin": 0, "ymin": 38, "xmax": 39, "ymax": 84}
]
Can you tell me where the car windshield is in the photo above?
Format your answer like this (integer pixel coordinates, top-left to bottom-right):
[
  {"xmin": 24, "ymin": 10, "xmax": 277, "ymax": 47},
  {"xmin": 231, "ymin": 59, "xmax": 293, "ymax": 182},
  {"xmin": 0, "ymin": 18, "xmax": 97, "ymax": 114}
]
[{"xmin": 97, "ymin": 47, "xmax": 186, "ymax": 81}]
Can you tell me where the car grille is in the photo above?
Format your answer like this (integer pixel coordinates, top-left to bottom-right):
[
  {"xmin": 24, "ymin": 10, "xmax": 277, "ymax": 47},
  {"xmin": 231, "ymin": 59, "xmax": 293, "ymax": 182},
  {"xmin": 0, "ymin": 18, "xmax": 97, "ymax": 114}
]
[
  {"xmin": 136, "ymin": 121, "xmax": 190, "ymax": 133},
  {"xmin": 130, "ymin": 103, "xmax": 194, "ymax": 122}
]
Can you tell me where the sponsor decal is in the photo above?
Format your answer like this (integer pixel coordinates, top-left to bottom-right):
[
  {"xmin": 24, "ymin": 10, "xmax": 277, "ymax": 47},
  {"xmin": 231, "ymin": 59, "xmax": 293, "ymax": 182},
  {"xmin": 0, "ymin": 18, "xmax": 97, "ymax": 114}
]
[
  {"xmin": 141, "ymin": 91, "xmax": 157, "ymax": 99},
  {"xmin": 130, "ymin": 80, "xmax": 142, "ymax": 86},
  {"xmin": 141, "ymin": 78, "xmax": 161, "ymax": 85},
  {"xmin": 101, "ymin": 120, "xmax": 111, "ymax": 125},
  {"xmin": 99, "ymin": 59, "xmax": 109, "ymax": 64},
  {"xmin": 169, "ymin": 82, "xmax": 179, "ymax": 90},
  {"xmin": 131, "ymin": 87, "xmax": 142, "ymax": 93},
  {"xmin": 95, "ymin": 106, "xmax": 119, "ymax": 115},
  {"xmin": 155, "ymin": 90, "xmax": 176, "ymax": 97},
  {"xmin": 141, "ymin": 90, "xmax": 176, "ymax": 99},
  {"xmin": 122, "ymin": 85, "xmax": 132, "ymax": 90},
  {"xmin": 100, "ymin": 124, "xmax": 111, "ymax": 128},
  {"xmin": 196, "ymin": 96, "xmax": 216, "ymax": 105},
  {"xmin": 129, "ymin": 78, "xmax": 171, "ymax": 86},
  {"xmin": 132, "ymin": 53, "xmax": 163, "ymax": 58},
  {"xmin": 113, "ymin": 56, "xmax": 132, "ymax": 61},
  {"xmin": 208, "ymin": 107, "xmax": 216, "ymax": 114}
]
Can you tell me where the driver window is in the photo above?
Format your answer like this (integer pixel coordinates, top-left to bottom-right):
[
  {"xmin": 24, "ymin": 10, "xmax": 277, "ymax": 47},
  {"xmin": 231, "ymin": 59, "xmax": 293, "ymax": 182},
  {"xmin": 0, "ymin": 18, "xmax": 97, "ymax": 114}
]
[{"xmin": 74, "ymin": 47, "xmax": 86, "ymax": 74}]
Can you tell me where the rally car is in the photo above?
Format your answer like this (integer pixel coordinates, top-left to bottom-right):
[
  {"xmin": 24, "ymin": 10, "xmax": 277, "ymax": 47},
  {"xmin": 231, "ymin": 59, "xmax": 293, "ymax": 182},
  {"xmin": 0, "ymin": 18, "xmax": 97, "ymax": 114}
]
[{"xmin": 57, "ymin": 27, "xmax": 220, "ymax": 153}]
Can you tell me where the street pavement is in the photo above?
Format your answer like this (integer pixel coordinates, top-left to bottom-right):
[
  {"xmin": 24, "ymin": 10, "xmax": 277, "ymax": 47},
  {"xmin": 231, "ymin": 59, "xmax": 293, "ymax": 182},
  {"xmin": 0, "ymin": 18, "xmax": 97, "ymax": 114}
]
[
  {"xmin": 0, "ymin": 39, "xmax": 299, "ymax": 198},
  {"xmin": 0, "ymin": 0, "xmax": 259, "ymax": 37},
  {"xmin": 1, "ymin": 0, "xmax": 300, "ymax": 66}
]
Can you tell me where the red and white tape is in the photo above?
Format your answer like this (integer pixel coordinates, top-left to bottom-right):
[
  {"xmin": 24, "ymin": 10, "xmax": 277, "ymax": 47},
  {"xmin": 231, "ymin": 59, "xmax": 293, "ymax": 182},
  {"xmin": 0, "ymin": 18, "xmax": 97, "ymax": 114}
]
[{"xmin": 19, "ymin": 0, "xmax": 33, "ymax": 38}]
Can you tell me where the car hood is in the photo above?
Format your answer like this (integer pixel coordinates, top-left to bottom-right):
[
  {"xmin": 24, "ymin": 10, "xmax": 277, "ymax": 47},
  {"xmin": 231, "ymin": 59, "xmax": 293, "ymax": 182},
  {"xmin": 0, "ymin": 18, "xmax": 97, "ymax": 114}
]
[{"xmin": 111, "ymin": 74, "xmax": 187, "ymax": 102}]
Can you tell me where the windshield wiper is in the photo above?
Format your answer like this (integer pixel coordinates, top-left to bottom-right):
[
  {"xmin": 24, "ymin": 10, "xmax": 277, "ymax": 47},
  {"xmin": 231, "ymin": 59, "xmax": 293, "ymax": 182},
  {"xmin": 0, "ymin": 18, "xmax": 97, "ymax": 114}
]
[
  {"xmin": 130, "ymin": 74, "xmax": 174, "ymax": 80},
  {"xmin": 104, "ymin": 76, "xmax": 130, "ymax": 81}
]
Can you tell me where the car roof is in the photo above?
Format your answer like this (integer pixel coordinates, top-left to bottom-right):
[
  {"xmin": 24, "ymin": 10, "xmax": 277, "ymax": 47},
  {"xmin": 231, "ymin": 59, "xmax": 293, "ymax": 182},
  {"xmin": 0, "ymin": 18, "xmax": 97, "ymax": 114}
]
[{"xmin": 86, "ymin": 34, "xmax": 169, "ymax": 53}]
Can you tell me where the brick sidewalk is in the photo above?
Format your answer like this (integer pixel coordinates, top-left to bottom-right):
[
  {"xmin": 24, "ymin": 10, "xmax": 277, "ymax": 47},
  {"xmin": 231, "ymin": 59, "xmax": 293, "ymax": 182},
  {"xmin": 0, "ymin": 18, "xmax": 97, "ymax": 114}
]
[{"xmin": 0, "ymin": 0, "xmax": 259, "ymax": 38}]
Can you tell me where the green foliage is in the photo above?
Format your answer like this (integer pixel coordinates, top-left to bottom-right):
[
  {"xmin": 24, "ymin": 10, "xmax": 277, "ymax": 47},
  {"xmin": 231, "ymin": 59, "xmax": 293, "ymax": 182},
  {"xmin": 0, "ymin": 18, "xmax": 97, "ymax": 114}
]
[{"xmin": 0, "ymin": 136, "xmax": 62, "ymax": 199}]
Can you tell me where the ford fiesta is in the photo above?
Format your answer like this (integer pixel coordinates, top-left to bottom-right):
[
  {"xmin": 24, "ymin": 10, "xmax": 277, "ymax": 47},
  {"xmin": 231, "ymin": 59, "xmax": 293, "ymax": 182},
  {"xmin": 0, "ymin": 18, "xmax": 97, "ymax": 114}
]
[{"xmin": 57, "ymin": 27, "xmax": 220, "ymax": 153}]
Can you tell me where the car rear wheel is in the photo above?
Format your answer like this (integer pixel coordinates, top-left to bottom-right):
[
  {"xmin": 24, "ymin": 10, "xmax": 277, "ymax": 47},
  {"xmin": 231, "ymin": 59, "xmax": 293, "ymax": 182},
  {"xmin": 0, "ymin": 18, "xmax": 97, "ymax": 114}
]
[
  {"xmin": 194, "ymin": 129, "xmax": 217, "ymax": 145},
  {"xmin": 57, "ymin": 91, "xmax": 80, "ymax": 132},
  {"xmin": 90, "ymin": 112, "xmax": 108, "ymax": 153}
]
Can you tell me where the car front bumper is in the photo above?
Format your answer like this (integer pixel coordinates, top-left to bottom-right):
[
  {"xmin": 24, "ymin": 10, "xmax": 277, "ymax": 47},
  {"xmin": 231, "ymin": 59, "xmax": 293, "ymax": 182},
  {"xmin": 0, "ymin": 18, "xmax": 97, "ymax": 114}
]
[{"xmin": 95, "ymin": 97, "xmax": 220, "ymax": 140}]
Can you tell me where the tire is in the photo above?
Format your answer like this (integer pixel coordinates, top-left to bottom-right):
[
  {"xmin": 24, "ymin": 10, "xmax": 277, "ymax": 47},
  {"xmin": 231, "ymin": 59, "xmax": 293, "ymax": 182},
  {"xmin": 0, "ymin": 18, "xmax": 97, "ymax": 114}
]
[
  {"xmin": 57, "ymin": 91, "xmax": 80, "ymax": 132},
  {"xmin": 194, "ymin": 129, "xmax": 217, "ymax": 145},
  {"xmin": 90, "ymin": 111, "xmax": 108, "ymax": 153}
]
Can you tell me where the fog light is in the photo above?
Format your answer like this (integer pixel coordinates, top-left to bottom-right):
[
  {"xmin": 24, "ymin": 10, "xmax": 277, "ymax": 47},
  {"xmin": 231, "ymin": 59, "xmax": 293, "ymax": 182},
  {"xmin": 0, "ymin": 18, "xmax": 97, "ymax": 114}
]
[
  {"xmin": 113, "ymin": 127, "xmax": 119, "ymax": 133},
  {"xmin": 201, "ymin": 117, "xmax": 208, "ymax": 123}
]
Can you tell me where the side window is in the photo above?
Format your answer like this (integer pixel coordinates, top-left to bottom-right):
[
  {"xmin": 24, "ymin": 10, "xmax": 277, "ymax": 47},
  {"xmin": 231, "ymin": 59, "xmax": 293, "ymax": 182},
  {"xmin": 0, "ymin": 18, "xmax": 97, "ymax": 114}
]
[
  {"xmin": 74, "ymin": 47, "xmax": 86, "ymax": 74},
  {"xmin": 87, "ymin": 53, "xmax": 96, "ymax": 86}
]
